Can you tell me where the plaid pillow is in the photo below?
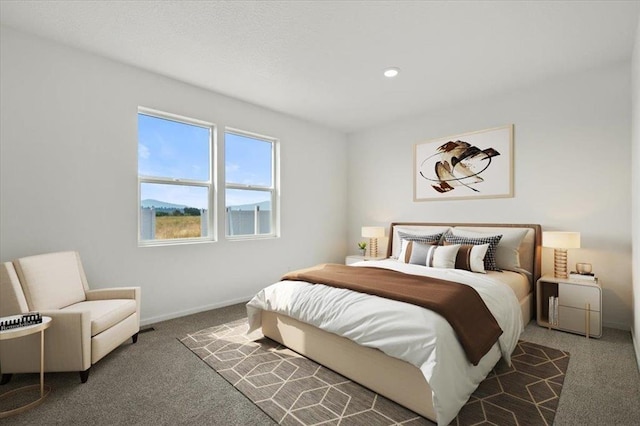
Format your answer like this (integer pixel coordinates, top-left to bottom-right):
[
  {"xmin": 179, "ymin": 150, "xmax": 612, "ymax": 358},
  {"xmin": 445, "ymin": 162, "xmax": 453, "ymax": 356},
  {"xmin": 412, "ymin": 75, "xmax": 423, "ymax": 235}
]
[
  {"xmin": 443, "ymin": 232, "xmax": 502, "ymax": 271},
  {"xmin": 397, "ymin": 231, "xmax": 443, "ymax": 244}
]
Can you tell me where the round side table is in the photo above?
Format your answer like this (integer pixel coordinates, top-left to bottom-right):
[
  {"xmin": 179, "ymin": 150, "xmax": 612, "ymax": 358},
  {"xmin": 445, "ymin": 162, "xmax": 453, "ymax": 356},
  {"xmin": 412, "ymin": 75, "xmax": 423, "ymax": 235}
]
[{"xmin": 0, "ymin": 316, "xmax": 52, "ymax": 418}]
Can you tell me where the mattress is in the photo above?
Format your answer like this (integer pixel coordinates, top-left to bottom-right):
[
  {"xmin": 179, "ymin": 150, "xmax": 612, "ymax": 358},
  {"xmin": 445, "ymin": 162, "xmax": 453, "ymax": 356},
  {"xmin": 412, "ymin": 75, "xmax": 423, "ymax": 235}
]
[{"xmin": 486, "ymin": 269, "xmax": 530, "ymax": 301}]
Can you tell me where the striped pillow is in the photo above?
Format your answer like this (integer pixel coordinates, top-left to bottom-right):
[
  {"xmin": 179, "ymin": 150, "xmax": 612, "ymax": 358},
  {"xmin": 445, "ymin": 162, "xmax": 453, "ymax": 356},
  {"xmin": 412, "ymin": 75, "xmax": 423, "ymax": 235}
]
[
  {"xmin": 443, "ymin": 232, "xmax": 502, "ymax": 271},
  {"xmin": 399, "ymin": 240, "xmax": 437, "ymax": 264},
  {"xmin": 397, "ymin": 232, "xmax": 443, "ymax": 263},
  {"xmin": 425, "ymin": 244, "xmax": 460, "ymax": 269},
  {"xmin": 445, "ymin": 242, "xmax": 489, "ymax": 273}
]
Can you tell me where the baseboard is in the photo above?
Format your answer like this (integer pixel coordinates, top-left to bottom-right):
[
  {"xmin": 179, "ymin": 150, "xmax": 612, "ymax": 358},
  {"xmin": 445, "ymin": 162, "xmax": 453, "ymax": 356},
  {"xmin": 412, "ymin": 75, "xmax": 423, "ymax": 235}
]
[
  {"xmin": 632, "ymin": 325, "xmax": 640, "ymax": 373},
  {"xmin": 140, "ymin": 295, "xmax": 253, "ymax": 326},
  {"xmin": 602, "ymin": 320, "xmax": 631, "ymax": 331}
]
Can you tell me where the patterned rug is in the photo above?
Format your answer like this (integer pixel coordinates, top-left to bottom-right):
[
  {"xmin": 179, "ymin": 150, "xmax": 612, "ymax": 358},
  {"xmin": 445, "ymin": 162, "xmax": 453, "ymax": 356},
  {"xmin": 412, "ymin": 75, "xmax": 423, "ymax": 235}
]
[{"xmin": 180, "ymin": 319, "xmax": 569, "ymax": 426}]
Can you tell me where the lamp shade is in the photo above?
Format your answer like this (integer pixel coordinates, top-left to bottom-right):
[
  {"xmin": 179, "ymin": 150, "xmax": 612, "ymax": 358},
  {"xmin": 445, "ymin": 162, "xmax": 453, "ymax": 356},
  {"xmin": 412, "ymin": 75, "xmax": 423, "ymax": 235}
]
[
  {"xmin": 361, "ymin": 226, "xmax": 385, "ymax": 238},
  {"xmin": 542, "ymin": 232, "xmax": 580, "ymax": 249}
]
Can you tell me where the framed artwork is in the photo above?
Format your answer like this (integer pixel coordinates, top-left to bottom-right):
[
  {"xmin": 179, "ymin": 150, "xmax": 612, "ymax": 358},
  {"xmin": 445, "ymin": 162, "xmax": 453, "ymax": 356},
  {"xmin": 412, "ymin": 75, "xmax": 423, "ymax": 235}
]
[{"xmin": 414, "ymin": 124, "xmax": 513, "ymax": 201}]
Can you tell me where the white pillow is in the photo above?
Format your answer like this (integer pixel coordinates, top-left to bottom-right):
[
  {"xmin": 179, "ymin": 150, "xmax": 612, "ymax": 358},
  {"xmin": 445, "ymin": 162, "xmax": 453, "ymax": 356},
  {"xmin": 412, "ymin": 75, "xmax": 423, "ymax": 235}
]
[
  {"xmin": 425, "ymin": 244, "xmax": 460, "ymax": 269},
  {"xmin": 451, "ymin": 227, "xmax": 528, "ymax": 271}
]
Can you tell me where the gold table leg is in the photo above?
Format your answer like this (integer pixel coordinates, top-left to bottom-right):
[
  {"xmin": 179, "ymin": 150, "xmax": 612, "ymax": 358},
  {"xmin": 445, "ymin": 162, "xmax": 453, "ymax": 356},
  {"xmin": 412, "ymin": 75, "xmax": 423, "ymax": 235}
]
[
  {"xmin": 585, "ymin": 303, "xmax": 590, "ymax": 339},
  {"xmin": 0, "ymin": 329, "xmax": 50, "ymax": 418}
]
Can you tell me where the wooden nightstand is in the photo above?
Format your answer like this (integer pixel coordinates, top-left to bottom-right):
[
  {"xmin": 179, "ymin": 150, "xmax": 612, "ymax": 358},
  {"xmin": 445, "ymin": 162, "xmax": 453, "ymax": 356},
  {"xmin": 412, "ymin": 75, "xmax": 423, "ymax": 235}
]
[
  {"xmin": 345, "ymin": 255, "xmax": 387, "ymax": 265},
  {"xmin": 536, "ymin": 275, "xmax": 602, "ymax": 338}
]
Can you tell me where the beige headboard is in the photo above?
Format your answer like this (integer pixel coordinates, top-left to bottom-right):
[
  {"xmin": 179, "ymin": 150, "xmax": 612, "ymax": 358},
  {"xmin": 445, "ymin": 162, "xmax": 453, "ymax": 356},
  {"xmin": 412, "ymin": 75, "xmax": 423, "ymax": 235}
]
[{"xmin": 386, "ymin": 222, "xmax": 542, "ymax": 284}]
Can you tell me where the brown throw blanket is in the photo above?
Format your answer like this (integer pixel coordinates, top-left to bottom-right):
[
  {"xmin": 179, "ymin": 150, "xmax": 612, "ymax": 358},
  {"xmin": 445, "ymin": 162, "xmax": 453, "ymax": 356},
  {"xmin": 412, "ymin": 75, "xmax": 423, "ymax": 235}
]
[{"xmin": 282, "ymin": 263, "xmax": 503, "ymax": 365}]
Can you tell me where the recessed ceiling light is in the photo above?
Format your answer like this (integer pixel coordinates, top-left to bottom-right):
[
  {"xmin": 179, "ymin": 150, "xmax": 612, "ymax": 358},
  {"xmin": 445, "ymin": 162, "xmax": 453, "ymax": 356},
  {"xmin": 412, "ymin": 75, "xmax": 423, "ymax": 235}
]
[{"xmin": 383, "ymin": 67, "xmax": 400, "ymax": 78}]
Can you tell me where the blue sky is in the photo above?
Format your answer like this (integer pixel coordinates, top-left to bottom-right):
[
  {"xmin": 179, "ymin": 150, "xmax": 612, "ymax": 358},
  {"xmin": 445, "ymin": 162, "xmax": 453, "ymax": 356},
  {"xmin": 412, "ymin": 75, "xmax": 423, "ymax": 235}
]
[{"xmin": 138, "ymin": 113, "xmax": 272, "ymax": 208}]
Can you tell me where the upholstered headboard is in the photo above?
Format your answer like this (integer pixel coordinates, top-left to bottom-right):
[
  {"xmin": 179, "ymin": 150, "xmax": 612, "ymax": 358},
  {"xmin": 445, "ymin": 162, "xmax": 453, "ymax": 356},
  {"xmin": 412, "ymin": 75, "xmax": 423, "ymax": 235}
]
[{"xmin": 386, "ymin": 222, "xmax": 542, "ymax": 285}]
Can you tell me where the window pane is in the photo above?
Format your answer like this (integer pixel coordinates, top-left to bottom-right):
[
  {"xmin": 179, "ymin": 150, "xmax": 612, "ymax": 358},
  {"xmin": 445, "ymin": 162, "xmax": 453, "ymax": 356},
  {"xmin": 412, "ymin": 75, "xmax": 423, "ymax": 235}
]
[
  {"xmin": 138, "ymin": 113, "xmax": 210, "ymax": 181},
  {"xmin": 140, "ymin": 183, "xmax": 209, "ymax": 241},
  {"xmin": 226, "ymin": 189, "xmax": 272, "ymax": 236},
  {"xmin": 225, "ymin": 133, "xmax": 272, "ymax": 186}
]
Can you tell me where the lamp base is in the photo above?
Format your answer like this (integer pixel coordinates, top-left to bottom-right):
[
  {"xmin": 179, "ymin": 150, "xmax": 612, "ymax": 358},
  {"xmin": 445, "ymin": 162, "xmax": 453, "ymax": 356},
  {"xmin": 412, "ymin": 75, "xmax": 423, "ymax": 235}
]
[
  {"xmin": 369, "ymin": 238, "xmax": 378, "ymax": 258},
  {"xmin": 553, "ymin": 248, "xmax": 568, "ymax": 279}
]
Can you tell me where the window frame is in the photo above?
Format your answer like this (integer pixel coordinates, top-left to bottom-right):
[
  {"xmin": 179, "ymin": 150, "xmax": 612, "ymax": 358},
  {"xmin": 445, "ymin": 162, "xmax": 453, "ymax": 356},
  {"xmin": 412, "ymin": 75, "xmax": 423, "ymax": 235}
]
[
  {"xmin": 224, "ymin": 128, "xmax": 279, "ymax": 240},
  {"xmin": 137, "ymin": 107, "xmax": 217, "ymax": 246}
]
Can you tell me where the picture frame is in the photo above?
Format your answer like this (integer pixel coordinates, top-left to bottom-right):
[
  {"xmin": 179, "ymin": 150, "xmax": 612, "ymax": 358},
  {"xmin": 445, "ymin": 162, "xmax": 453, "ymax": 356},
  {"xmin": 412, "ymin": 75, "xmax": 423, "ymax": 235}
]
[{"xmin": 413, "ymin": 124, "xmax": 514, "ymax": 201}]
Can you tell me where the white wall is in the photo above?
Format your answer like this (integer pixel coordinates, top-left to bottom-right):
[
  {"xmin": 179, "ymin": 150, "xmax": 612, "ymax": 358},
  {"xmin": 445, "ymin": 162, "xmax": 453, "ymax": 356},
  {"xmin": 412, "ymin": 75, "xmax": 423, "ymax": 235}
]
[
  {"xmin": 0, "ymin": 27, "xmax": 348, "ymax": 324},
  {"xmin": 631, "ymin": 16, "xmax": 640, "ymax": 367},
  {"xmin": 348, "ymin": 62, "xmax": 632, "ymax": 329}
]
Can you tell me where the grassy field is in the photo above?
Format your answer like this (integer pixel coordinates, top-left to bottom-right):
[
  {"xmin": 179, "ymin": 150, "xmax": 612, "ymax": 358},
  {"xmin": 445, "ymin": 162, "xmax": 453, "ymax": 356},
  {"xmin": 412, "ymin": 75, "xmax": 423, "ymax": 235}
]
[{"xmin": 156, "ymin": 216, "xmax": 201, "ymax": 239}]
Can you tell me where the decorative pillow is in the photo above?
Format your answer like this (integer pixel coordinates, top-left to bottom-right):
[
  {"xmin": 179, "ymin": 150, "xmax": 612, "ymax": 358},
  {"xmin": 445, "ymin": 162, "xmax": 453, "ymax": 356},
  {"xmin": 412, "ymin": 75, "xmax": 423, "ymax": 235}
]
[
  {"xmin": 392, "ymin": 226, "xmax": 450, "ymax": 258},
  {"xmin": 397, "ymin": 231, "xmax": 443, "ymax": 263},
  {"xmin": 425, "ymin": 244, "xmax": 460, "ymax": 269},
  {"xmin": 398, "ymin": 239, "xmax": 412, "ymax": 263},
  {"xmin": 445, "ymin": 242, "xmax": 489, "ymax": 273},
  {"xmin": 443, "ymin": 232, "xmax": 502, "ymax": 271},
  {"xmin": 397, "ymin": 231, "xmax": 443, "ymax": 244},
  {"xmin": 452, "ymin": 227, "xmax": 528, "ymax": 271},
  {"xmin": 399, "ymin": 240, "xmax": 437, "ymax": 264}
]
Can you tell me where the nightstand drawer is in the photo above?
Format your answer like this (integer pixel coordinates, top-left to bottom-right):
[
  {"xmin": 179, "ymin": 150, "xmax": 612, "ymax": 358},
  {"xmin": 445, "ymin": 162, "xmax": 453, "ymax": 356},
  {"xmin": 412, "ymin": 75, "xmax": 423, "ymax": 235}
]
[
  {"xmin": 558, "ymin": 305, "xmax": 601, "ymax": 337},
  {"xmin": 559, "ymin": 282, "xmax": 600, "ymax": 311}
]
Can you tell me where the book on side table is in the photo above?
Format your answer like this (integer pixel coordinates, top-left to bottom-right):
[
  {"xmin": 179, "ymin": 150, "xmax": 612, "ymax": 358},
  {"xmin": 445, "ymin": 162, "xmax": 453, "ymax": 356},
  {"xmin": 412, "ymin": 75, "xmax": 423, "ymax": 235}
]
[
  {"xmin": 0, "ymin": 312, "xmax": 43, "ymax": 331},
  {"xmin": 568, "ymin": 272, "xmax": 597, "ymax": 282}
]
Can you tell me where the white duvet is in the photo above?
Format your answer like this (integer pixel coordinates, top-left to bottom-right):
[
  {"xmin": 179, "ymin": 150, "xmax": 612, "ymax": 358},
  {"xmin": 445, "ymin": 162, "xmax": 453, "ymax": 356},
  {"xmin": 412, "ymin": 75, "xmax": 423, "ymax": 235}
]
[{"xmin": 246, "ymin": 259, "xmax": 523, "ymax": 426}]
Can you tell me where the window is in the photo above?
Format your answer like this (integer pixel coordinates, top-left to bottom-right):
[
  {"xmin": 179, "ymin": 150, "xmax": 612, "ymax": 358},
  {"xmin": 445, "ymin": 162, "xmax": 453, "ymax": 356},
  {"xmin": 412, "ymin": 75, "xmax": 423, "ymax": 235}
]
[
  {"xmin": 138, "ymin": 108, "xmax": 215, "ymax": 245},
  {"xmin": 225, "ymin": 129, "xmax": 278, "ymax": 238}
]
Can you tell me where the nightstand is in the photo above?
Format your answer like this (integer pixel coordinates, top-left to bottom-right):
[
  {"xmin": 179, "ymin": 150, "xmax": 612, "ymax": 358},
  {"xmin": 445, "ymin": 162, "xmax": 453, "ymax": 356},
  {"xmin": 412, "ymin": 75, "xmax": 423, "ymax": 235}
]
[
  {"xmin": 536, "ymin": 275, "xmax": 602, "ymax": 338},
  {"xmin": 345, "ymin": 255, "xmax": 387, "ymax": 265}
]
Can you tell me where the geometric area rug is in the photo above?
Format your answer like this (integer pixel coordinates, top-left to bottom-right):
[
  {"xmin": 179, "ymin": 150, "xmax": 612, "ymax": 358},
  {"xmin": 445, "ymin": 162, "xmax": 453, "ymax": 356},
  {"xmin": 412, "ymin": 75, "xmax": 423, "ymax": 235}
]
[{"xmin": 180, "ymin": 318, "xmax": 569, "ymax": 426}]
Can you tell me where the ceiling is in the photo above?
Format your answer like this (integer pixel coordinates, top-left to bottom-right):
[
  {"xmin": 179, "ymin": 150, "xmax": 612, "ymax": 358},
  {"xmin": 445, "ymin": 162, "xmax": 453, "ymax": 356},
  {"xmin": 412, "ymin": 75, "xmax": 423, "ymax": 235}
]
[{"xmin": 1, "ymin": 1, "xmax": 639, "ymax": 132}]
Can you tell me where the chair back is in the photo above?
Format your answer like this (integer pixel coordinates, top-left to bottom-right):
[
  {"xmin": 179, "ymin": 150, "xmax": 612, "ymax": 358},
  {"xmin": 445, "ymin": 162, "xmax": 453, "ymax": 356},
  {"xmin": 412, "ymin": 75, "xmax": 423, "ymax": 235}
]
[
  {"xmin": 13, "ymin": 251, "xmax": 88, "ymax": 311},
  {"xmin": 0, "ymin": 262, "xmax": 30, "ymax": 316}
]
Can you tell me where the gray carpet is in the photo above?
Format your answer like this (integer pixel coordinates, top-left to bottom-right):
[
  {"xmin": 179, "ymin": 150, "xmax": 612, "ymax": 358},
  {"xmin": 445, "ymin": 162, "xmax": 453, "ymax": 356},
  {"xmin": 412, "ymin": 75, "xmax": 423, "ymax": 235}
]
[{"xmin": 1, "ymin": 302, "xmax": 639, "ymax": 425}]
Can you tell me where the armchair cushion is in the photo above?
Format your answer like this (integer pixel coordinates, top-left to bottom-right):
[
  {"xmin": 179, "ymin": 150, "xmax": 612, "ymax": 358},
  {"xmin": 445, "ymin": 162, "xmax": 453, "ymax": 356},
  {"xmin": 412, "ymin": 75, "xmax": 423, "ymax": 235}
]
[
  {"xmin": 14, "ymin": 251, "xmax": 87, "ymax": 310},
  {"xmin": 61, "ymin": 299, "xmax": 137, "ymax": 336}
]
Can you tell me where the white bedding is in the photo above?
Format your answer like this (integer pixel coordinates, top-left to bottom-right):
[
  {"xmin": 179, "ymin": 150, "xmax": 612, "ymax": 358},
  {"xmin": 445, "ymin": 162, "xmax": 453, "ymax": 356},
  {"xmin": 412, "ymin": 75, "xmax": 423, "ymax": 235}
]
[{"xmin": 246, "ymin": 259, "xmax": 523, "ymax": 426}]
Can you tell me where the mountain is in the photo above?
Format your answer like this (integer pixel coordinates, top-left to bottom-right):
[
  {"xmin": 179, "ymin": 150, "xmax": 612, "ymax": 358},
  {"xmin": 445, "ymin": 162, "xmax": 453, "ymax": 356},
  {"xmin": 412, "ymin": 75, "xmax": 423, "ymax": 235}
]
[{"xmin": 141, "ymin": 199, "xmax": 188, "ymax": 210}]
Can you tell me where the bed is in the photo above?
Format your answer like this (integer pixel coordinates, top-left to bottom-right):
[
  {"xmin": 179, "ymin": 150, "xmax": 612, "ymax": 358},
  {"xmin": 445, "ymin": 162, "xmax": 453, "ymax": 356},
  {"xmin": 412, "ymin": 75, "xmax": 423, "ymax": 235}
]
[{"xmin": 247, "ymin": 223, "xmax": 541, "ymax": 425}]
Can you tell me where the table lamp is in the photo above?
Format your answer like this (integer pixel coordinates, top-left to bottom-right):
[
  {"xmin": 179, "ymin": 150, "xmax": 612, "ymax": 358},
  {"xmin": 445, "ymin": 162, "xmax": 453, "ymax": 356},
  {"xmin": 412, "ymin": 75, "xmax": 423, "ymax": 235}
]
[
  {"xmin": 361, "ymin": 226, "xmax": 385, "ymax": 258},
  {"xmin": 542, "ymin": 231, "xmax": 580, "ymax": 279}
]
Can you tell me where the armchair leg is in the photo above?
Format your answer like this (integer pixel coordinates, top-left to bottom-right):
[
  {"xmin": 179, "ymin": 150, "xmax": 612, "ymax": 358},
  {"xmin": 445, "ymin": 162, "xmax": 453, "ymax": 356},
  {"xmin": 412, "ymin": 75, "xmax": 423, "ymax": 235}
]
[
  {"xmin": 0, "ymin": 374, "xmax": 12, "ymax": 385},
  {"xmin": 132, "ymin": 332, "xmax": 139, "ymax": 344},
  {"xmin": 79, "ymin": 368, "xmax": 90, "ymax": 383}
]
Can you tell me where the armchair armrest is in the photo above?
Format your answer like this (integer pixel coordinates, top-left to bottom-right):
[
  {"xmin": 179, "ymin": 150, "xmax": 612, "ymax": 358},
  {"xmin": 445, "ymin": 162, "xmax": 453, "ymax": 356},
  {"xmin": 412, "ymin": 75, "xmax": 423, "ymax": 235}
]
[
  {"xmin": 85, "ymin": 287, "xmax": 140, "ymax": 301},
  {"xmin": 85, "ymin": 287, "xmax": 141, "ymax": 328},
  {"xmin": 40, "ymin": 310, "xmax": 92, "ymax": 370}
]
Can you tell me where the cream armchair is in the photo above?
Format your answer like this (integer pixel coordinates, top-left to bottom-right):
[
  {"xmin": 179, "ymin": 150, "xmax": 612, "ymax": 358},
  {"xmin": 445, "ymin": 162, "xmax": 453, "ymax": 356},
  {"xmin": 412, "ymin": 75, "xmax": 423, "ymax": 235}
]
[{"xmin": 0, "ymin": 251, "xmax": 140, "ymax": 383}]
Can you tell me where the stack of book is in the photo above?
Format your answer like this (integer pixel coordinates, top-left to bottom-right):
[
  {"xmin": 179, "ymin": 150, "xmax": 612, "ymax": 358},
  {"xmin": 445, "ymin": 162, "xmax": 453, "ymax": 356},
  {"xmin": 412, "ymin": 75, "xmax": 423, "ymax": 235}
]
[
  {"xmin": 0, "ymin": 312, "xmax": 42, "ymax": 331},
  {"xmin": 548, "ymin": 296, "xmax": 559, "ymax": 326},
  {"xmin": 568, "ymin": 272, "xmax": 597, "ymax": 282}
]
